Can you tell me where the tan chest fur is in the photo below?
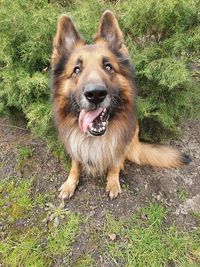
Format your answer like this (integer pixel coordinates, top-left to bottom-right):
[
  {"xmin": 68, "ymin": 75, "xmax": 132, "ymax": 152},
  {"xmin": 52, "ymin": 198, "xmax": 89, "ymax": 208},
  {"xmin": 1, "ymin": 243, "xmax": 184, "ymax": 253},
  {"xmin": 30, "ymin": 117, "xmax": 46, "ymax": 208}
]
[{"xmin": 61, "ymin": 126, "xmax": 126, "ymax": 176}]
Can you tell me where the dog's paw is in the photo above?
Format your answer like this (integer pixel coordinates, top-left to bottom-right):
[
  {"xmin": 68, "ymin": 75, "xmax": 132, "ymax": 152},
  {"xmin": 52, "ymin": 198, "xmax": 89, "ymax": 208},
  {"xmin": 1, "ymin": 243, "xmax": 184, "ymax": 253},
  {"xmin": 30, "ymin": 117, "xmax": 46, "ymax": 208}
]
[
  {"xmin": 106, "ymin": 180, "xmax": 122, "ymax": 199},
  {"xmin": 59, "ymin": 179, "xmax": 78, "ymax": 200}
]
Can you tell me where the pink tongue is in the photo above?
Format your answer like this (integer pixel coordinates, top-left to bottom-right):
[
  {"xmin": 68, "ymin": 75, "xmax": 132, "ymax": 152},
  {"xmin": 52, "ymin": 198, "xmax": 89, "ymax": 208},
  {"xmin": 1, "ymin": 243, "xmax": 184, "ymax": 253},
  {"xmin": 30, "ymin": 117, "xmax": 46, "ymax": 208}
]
[{"xmin": 79, "ymin": 107, "xmax": 103, "ymax": 133}]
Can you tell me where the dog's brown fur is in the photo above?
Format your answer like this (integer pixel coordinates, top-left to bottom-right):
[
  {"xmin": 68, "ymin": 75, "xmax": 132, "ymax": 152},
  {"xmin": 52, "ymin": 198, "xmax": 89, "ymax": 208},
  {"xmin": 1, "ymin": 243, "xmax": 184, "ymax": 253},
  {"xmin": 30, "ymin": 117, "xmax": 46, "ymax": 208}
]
[{"xmin": 51, "ymin": 11, "xmax": 190, "ymax": 199}]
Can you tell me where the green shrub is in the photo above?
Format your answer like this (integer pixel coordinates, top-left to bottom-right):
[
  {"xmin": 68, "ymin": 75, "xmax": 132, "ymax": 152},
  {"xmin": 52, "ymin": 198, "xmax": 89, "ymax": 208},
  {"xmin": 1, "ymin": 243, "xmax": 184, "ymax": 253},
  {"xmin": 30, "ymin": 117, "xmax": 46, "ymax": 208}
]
[
  {"xmin": 0, "ymin": 0, "xmax": 199, "ymax": 146},
  {"xmin": 117, "ymin": 0, "xmax": 200, "ymax": 139}
]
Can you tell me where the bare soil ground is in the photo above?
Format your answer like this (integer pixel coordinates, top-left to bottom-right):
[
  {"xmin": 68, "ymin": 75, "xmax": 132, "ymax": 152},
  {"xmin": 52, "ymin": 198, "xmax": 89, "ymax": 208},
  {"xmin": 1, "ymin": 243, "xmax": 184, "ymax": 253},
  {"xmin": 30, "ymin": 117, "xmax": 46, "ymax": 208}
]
[{"xmin": 0, "ymin": 117, "xmax": 199, "ymax": 265}]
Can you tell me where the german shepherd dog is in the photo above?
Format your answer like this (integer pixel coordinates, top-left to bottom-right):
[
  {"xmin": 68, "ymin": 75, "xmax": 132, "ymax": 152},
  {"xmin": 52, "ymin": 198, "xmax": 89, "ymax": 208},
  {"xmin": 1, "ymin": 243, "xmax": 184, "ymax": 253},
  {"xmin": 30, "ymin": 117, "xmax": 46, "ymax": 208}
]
[{"xmin": 51, "ymin": 11, "xmax": 190, "ymax": 200}]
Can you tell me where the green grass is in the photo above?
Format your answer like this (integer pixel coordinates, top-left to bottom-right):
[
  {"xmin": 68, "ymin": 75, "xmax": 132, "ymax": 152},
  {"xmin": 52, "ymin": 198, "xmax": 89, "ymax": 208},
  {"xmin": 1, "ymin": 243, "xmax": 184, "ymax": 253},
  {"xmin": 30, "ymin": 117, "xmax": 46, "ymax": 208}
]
[
  {"xmin": 0, "ymin": 214, "xmax": 81, "ymax": 267},
  {"xmin": 0, "ymin": 177, "xmax": 82, "ymax": 266},
  {"xmin": 17, "ymin": 146, "xmax": 34, "ymax": 160},
  {"xmin": 16, "ymin": 145, "xmax": 35, "ymax": 170},
  {"xmin": 46, "ymin": 214, "xmax": 81, "ymax": 258},
  {"xmin": 178, "ymin": 189, "xmax": 188, "ymax": 202},
  {"xmin": 104, "ymin": 204, "xmax": 200, "ymax": 266},
  {"xmin": 0, "ymin": 228, "xmax": 46, "ymax": 267},
  {"xmin": 0, "ymin": 176, "xmax": 199, "ymax": 266},
  {"xmin": 74, "ymin": 254, "xmax": 95, "ymax": 267},
  {"xmin": 192, "ymin": 212, "xmax": 200, "ymax": 226}
]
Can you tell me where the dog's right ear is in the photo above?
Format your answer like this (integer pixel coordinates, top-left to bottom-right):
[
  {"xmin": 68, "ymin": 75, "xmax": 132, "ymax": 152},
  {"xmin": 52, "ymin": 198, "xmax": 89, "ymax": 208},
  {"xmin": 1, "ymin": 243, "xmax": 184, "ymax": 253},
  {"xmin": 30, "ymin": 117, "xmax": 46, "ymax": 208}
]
[{"xmin": 52, "ymin": 15, "xmax": 84, "ymax": 65}]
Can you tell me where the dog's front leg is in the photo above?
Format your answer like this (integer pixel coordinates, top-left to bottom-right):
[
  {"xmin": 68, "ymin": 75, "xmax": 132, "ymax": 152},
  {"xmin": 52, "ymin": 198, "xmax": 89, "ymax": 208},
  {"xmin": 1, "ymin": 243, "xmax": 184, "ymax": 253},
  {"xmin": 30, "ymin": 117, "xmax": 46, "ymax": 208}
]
[
  {"xmin": 106, "ymin": 162, "xmax": 123, "ymax": 199},
  {"xmin": 59, "ymin": 160, "xmax": 80, "ymax": 200}
]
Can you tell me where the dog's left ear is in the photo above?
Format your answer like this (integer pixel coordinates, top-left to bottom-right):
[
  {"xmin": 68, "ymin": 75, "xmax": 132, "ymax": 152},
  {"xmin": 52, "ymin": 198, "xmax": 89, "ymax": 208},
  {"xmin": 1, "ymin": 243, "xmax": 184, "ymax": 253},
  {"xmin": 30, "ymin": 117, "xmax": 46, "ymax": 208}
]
[{"xmin": 94, "ymin": 10, "xmax": 123, "ymax": 50}]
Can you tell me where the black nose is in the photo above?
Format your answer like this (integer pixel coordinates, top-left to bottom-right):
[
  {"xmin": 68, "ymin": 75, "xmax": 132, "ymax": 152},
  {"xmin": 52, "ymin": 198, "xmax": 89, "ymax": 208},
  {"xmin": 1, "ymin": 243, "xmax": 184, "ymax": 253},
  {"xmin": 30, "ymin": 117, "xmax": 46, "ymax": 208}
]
[{"xmin": 84, "ymin": 83, "xmax": 108, "ymax": 104}]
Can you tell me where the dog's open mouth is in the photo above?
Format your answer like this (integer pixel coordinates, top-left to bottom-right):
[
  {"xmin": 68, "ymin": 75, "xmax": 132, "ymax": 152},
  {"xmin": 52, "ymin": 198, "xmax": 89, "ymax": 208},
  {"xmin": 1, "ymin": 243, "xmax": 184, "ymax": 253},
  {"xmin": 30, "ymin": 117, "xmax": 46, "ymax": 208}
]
[{"xmin": 79, "ymin": 107, "xmax": 109, "ymax": 136}]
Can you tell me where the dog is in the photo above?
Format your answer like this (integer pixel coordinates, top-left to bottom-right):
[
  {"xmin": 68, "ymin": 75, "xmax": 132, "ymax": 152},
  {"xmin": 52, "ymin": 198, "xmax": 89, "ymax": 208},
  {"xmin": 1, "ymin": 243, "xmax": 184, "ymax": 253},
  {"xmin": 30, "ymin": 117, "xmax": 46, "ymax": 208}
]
[{"xmin": 51, "ymin": 11, "xmax": 190, "ymax": 200}]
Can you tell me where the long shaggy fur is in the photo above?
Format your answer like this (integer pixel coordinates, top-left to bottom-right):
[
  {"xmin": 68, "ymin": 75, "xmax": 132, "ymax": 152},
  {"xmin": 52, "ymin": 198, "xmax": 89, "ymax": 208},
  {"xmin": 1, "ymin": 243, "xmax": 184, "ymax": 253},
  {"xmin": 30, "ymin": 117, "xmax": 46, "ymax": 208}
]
[{"xmin": 51, "ymin": 11, "xmax": 190, "ymax": 199}]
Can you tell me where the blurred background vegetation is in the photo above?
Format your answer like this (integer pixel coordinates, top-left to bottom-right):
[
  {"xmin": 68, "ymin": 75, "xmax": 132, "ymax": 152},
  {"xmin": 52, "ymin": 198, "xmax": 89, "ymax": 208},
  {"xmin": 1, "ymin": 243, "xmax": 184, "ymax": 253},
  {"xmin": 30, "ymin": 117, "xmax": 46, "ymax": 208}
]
[{"xmin": 0, "ymin": 0, "xmax": 199, "ymax": 151}]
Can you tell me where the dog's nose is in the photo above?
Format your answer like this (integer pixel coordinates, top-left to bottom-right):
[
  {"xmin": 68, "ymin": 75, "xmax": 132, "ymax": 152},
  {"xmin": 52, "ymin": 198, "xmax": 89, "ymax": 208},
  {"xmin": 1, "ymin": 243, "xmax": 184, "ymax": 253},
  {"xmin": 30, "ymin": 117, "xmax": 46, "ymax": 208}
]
[{"xmin": 84, "ymin": 84, "xmax": 108, "ymax": 104}]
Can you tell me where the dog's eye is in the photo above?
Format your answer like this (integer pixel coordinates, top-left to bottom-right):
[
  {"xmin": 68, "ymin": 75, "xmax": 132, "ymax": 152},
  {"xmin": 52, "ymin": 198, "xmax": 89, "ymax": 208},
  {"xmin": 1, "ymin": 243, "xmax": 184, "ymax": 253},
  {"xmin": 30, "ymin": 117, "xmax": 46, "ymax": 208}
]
[
  {"xmin": 73, "ymin": 66, "xmax": 81, "ymax": 75},
  {"xmin": 104, "ymin": 63, "xmax": 113, "ymax": 72}
]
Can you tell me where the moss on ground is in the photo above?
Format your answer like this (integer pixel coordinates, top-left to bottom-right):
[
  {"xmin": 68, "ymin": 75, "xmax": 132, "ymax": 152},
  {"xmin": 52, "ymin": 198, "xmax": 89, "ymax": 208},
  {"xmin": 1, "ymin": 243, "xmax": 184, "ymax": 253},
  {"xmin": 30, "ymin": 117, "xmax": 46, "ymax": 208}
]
[{"xmin": 0, "ymin": 178, "xmax": 33, "ymax": 221}]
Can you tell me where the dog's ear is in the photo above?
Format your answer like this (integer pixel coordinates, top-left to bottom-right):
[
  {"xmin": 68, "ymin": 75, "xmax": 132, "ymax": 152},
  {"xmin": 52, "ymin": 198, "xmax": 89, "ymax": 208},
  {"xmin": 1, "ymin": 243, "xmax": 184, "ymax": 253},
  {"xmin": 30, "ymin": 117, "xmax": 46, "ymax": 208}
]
[
  {"xmin": 52, "ymin": 15, "xmax": 84, "ymax": 65},
  {"xmin": 94, "ymin": 10, "xmax": 123, "ymax": 50}
]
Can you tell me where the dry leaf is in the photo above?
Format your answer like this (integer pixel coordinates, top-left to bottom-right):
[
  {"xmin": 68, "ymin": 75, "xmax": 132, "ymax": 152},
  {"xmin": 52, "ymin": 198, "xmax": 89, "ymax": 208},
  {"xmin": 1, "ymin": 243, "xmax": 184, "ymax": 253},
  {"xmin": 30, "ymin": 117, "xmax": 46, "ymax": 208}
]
[
  {"xmin": 54, "ymin": 217, "xmax": 60, "ymax": 227},
  {"xmin": 108, "ymin": 233, "xmax": 116, "ymax": 241},
  {"xmin": 59, "ymin": 200, "xmax": 65, "ymax": 209}
]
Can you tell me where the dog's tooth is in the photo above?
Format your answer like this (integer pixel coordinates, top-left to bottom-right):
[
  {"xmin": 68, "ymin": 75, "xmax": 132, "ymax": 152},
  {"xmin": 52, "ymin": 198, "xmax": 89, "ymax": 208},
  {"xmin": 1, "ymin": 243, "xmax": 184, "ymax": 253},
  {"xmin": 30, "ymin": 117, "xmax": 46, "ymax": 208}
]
[
  {"xmin": 103, "ymin": 108, "xmax": 106, "ymax": 112},
  {"xmin": 102, "ymin": 122, "xmax": 106, "ymax": 126}
]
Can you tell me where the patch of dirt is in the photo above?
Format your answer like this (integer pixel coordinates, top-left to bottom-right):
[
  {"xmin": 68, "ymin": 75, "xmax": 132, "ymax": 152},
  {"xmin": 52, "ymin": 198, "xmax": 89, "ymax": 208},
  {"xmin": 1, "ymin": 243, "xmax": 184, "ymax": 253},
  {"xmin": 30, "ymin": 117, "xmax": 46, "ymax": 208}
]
[{"xmin": 0, "ymin": 117, "xmax": 199, "ymax": 263}]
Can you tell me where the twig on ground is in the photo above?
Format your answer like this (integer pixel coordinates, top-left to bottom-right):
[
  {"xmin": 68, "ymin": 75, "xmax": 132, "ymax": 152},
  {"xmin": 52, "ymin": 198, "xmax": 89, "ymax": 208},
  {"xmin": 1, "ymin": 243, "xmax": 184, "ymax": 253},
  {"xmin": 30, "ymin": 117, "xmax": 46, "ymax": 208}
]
[{"xmin": 0, "ymin": 123, "xmax": 29, "ymax": 131}]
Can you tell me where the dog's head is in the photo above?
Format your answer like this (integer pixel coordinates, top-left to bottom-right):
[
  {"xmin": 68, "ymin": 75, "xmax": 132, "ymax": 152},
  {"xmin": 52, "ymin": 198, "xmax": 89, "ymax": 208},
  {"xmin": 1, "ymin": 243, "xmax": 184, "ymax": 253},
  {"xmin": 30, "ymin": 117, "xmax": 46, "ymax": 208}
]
[{"xmin": 52, "ymin": 11, "xmax": 135, "ymax": 137}]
